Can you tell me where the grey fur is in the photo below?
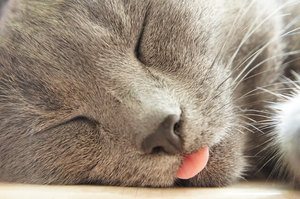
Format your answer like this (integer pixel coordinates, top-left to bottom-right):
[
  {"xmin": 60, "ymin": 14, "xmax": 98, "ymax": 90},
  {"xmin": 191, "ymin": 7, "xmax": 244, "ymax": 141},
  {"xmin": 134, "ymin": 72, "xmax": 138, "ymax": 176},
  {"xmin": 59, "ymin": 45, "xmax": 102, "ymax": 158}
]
[{"xmin": 0, "ymin": 0, "xmax": 299, "ymax": 187}]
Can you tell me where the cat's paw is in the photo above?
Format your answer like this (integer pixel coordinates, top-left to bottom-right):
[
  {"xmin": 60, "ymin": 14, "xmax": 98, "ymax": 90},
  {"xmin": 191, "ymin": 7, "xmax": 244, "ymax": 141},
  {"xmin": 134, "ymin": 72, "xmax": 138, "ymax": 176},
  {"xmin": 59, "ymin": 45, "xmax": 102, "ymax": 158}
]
[{"xmin": 275, "ymin": 90, "xmax": 300, "ymax": 184}]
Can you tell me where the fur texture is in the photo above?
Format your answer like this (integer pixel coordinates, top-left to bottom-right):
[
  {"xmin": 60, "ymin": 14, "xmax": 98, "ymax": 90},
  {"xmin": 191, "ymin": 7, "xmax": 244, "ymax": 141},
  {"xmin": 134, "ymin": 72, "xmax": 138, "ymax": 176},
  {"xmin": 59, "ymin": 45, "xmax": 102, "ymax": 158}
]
[{"xmin": 0, "ymin": 0, "xmax": 299, "ymax": 187}]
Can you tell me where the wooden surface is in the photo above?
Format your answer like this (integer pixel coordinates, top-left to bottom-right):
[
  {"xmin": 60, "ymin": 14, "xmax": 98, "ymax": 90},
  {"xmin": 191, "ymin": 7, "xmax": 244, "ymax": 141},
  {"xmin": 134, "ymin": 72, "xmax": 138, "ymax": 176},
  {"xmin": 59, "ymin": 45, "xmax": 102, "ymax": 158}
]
[{"xmin": 0, "ymin": 182, "xmax": 299, "ymax": 199}]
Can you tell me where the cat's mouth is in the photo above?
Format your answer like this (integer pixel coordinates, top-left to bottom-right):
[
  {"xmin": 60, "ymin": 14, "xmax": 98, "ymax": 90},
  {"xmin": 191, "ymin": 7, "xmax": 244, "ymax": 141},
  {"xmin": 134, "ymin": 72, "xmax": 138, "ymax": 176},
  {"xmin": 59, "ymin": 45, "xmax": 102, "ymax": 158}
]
[{"xmin": 176, "ymin": 146, "xmax": 209, "ymax": 179}]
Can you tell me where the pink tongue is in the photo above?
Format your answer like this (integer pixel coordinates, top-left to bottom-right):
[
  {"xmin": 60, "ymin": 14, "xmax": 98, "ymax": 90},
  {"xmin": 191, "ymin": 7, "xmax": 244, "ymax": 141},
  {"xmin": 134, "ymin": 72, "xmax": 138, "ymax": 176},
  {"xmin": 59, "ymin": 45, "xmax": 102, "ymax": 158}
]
[{"xmin": 176, "ymin": 147, "xmax": 209, "ymax": 179}]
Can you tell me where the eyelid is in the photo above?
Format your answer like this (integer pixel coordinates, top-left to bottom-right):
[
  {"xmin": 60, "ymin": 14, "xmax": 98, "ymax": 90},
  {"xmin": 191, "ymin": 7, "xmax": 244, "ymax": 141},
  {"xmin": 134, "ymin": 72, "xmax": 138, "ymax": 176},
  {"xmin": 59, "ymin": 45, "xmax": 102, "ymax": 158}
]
[
  {"xmin": 134, "ymin": 6, "xmax": 150, "ymax": 64},
  {"xmin": 66, "ymin": 116, "xmax": 98, "ymax": 126},
  {"xmin": 36, "ymin": 115, "xmax": 98, "ymax": 134}
]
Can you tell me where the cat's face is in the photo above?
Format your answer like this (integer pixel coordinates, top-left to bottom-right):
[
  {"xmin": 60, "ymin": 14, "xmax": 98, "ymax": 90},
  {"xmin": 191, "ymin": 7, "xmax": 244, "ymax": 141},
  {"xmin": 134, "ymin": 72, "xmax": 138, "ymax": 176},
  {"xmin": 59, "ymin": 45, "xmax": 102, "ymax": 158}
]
[{"xmin": 0, "ymin": 0, "xmax": 244, "ymax": 186}]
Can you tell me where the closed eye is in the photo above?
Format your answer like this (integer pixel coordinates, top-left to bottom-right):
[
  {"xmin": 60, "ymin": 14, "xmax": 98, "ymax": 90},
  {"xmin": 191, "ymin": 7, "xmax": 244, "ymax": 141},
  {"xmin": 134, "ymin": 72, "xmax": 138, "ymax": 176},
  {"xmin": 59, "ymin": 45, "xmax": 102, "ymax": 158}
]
[
  {"xmin": 63, "ymin": 116, "xmax": 98, "ymax": 127},
  {"xmin": 134, "ymin": 6, "xmax": 150, "ymax": 64},
  {"xmin": 38, "ymin": 115, "xmax": 98, "ymax": 134}
]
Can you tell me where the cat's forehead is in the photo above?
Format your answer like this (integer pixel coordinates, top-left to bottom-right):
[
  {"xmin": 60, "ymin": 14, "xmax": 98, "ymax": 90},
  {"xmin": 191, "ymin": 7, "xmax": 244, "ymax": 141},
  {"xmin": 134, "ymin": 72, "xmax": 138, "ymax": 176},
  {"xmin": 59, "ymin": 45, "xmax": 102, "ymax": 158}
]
[
  {"xmin": 60, "ymin": 0, "xmax": 223, "ymax": 41},
  {"xmin": 0, "ymin": 0, "xmax": 226, "ymax": 85},
  {"xmin": 1, "ymin": 0, "xmax": 223, "ymax": 49}
]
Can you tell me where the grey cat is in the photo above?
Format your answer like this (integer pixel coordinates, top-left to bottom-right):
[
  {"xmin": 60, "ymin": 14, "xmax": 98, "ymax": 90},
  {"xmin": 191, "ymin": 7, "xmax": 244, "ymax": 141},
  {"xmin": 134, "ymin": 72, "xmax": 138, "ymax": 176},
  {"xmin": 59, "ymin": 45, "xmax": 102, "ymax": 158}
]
[{"xmin": 0, "ymin": 0, "xmax": 300, "ymax": 187}]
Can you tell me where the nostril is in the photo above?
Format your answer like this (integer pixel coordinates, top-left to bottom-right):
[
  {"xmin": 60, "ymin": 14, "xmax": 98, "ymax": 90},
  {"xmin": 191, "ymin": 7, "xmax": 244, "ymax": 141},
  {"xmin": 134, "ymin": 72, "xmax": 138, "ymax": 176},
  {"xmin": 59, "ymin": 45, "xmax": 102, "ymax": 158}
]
[
  {"xmin": 141, "ymin": 114, "xmax": 183, "ymax": 155},
  {"xmin": 174, "ymin": 121, "xmax": 181, "ymax": 136},
  {"xmin": 151, "ymin": 146, "xmax": 165, "ymax": 154}
]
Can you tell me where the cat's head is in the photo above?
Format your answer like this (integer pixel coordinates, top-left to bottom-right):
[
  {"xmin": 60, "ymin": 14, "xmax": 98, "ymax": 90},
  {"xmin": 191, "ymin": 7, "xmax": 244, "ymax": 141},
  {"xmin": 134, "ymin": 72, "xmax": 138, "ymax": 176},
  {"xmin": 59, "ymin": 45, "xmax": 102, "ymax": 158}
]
[{"xmin": 0, "ymin": 0, "xmax": 244, "ymax": 186}]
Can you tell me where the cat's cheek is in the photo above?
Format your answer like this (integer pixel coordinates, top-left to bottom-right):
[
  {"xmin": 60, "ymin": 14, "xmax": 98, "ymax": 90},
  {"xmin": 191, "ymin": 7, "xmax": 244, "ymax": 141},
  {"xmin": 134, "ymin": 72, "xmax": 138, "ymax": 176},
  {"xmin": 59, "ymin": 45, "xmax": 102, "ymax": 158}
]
[{"xmin": 275, "ymin": 90, "xmax": 300, "ymax": 183}]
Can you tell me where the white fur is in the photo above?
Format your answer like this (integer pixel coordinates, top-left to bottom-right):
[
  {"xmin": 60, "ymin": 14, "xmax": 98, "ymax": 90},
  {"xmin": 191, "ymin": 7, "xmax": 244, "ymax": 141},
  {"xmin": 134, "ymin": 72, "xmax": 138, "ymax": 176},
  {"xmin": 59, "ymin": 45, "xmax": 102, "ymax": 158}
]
[{"xmin": 275, "ymin": 90, "xmax": 300, "ymax": 180}]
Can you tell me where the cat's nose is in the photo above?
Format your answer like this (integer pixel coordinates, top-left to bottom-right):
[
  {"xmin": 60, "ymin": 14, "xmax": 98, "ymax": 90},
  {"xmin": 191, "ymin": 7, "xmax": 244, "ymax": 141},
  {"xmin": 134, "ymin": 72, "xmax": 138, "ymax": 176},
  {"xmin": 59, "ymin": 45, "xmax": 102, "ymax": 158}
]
[{"xmin": 141, "ymin": 114, "xmax": 183, "ymax": 154}]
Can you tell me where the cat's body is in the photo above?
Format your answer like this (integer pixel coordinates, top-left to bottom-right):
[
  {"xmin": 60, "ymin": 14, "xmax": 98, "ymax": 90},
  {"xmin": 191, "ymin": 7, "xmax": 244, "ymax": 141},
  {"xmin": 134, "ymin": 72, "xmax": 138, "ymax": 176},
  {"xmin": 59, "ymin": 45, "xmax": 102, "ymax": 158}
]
[{"xmin": 0, "ymin": 0, "xmax": 299, "ymax": 187}]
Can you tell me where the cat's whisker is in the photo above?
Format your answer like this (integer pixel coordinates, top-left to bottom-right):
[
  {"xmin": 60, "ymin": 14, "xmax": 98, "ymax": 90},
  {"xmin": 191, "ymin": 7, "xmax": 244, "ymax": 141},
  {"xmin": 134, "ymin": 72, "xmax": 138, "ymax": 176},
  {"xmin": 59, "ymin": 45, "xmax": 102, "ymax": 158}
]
[
  {"xmin": 239, "ymin": 50, "xmax": 300, "ymax": 83},
  {"xmin": 212, "ymin": 48, "xmax": 300, "ymax": 107},
  {"xmin": 231, "ymin": 78, "xmax": 300, "ymax": 104},
  {"xmin": 241, "ymin": 113, "xmax": 273, "ymax": 120},
  {"xmin": 213, "ymin": 15, "xmax": 300, "ymax": 101},
  {"xmin": 226, "ymin": 1, "xmax": 299, "ymax": 72},
  {"xmin": 210, "ymin": 0, "xmax": 259, "ymax": 70},
  {"xmin": 232, "ymin": 28, "xmax": 300, "ymax": 92},
  {"xmin": 208, "ymin": 2, "xmax": 300, "ymax": 102}
]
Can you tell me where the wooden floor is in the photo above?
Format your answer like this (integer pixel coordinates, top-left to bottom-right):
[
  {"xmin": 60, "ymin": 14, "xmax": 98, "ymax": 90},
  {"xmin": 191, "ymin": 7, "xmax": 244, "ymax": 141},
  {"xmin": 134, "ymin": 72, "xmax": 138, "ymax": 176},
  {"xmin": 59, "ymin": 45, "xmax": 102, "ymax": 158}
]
[{"xmin": 0, "ymin": 182, "xmax": 299, "ymax": 199}]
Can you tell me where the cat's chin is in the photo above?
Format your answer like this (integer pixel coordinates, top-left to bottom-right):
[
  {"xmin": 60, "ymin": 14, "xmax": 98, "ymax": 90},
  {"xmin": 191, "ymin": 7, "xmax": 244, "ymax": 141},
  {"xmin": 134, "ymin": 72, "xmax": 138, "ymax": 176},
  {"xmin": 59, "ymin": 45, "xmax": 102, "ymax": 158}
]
[
  {"xmin": 275, "ymin": 90, "xmax": 300, "ymax": 183},
  {"xmin": 85, "ymin": 153, "xmax": 181, "ymax": 187}
]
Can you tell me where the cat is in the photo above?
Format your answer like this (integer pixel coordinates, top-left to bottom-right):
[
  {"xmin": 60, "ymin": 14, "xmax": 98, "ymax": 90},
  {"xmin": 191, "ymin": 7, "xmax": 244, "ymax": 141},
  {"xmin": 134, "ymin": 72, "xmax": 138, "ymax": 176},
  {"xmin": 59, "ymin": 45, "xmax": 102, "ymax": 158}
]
[{"xmin": 0, "ymin": 0, "xmax": 299, "ymax": 187}]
